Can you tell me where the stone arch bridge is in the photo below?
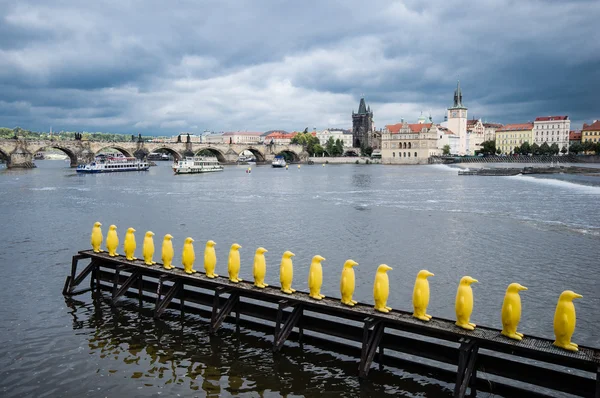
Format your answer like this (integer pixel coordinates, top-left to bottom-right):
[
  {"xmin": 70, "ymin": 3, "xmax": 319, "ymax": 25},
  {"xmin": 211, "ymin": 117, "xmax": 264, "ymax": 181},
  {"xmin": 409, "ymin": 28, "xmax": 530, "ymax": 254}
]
[{"xmin": 0, "ymin": 139, "xmax": 308, "ymax": 168}]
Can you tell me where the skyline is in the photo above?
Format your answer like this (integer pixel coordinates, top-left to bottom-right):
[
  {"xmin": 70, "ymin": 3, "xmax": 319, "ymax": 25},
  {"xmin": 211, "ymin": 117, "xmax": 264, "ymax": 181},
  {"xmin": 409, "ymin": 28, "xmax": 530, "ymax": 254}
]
[{"xmin": 1, "ymin": 0, "xmax": 599, "ymax": 135}]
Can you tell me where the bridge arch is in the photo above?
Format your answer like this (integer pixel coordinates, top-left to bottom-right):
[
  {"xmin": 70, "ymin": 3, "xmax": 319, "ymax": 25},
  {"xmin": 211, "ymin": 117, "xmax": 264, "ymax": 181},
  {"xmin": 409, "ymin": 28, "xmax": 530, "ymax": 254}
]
[
  {"xmin": 95, "ymin": 146, "xmax": 133, "ymax": 158},
  {"xmin": 33, "ymin": 145, "xmax": 78, "ymax": 166},
  {"xmin": 195, "ymin": 147, "xmax": 226, "ymax": 163},
  {"xmin": 0, "ymin": 148, "xmax": 9, "ymax": 164},
  {"xmin": 239, "ymin": 147, "xmax": 265, "ymax": 162},
  {"xmin": 276, "ymin": 149, "xmax": 300, "ymax": 163},
  {"xmin": 150, "ymin": 147, "xmax": 182, "ymax": 162}
]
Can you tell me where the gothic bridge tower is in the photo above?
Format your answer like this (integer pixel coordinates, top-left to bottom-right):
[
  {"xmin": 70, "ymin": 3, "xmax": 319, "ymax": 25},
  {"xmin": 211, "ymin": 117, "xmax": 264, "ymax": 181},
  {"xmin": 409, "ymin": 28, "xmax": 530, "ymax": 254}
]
[{"xmin": 352, "ymin": 97, "xmax": 375, "ymax": 149}]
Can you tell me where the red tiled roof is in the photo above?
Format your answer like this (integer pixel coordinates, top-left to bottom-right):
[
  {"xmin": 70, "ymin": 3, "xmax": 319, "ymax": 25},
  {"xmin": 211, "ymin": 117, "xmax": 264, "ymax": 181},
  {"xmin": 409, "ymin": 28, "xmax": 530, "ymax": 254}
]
[
  {"xmin": 582, "ymin": 120, "xmax": 600, "ymax": 131},
  {"xmin": 467, "ymin": 119, "xmax": 479, "ymax": 126},
  {"xmin": 534, "ymin": 116, "xmax": 568, "ymax": 121},
  {"xmin": 386, "ymin": 123, "xmax": 432, "ymax": 134},
  {"xmin": 496, "ymin": 123, "xmax": 534, "ymax": 132},
  {"xmin": 222, "ymin": 132, "xmax": 263, "ymax": 136},
  {"xmin": 569, "ymin": 131, "xmax": 582, "ymax": 140},
  {"xmin": 483, "ymin": 123, "xmax": 503, "ymax": 128},
  {"xmin": 265, "ymin": 132, "xmax": 295, "ymax": 139}
]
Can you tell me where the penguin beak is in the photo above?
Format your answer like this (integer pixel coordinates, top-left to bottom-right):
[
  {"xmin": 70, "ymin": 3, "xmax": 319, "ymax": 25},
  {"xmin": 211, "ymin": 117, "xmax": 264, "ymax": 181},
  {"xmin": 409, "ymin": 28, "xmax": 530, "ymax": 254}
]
[
  {"xmin": 290, "ymin": 252, "xmax": 295, "ymax": 257},
  {"xmin": 352, "ymin": 261, "xmax": 358, "ymax": 267},
  {"xmin": 190, "ymin": 238, "xmax": 194, "ymax": 242},
  {"xmin": 132, "ymin": 229, "xmax": 136, "ymax": 232},
  {"xmin": 98, "ymin": 223, "xmax": 102, "ymax": 226},
  {"xmin": 383, "ymin": 265, "xmax": 393, "ymax": 271},
  {"xmin": 519, "ymin": 285, "xmax": 528, "ymax": 291},
  {"xmin": 574, "ymin": 293, "xmax": 583, "ymax": 299},
  {"xmin": 471, "ymin": 278, "xmax": 479, "ymax": 284},
  {"xmin": 427, "ymin": 271, "xmax": 435, "ymax": 277},
  {"xmin": 320, "ymin": 256, "xmax": 326, "ymax": 262}
]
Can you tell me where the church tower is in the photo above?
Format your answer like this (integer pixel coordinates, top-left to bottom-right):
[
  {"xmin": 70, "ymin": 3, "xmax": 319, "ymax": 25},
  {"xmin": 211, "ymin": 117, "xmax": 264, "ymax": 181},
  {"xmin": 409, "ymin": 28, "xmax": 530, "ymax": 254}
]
[
  {"xmin": 352, "ymin": 98, "xmax": 374, "ymax": 149},
  {"xmin": 447, "ymin": 81, "xmax": 468, "ymax": 155}
]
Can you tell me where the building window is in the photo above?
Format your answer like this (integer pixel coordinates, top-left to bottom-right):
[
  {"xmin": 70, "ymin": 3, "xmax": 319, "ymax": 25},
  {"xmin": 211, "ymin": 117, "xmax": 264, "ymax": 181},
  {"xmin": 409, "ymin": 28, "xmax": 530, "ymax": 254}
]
[
  {"xmin": 393, "ymin": 152, "xmax": 395, "ymax": 157},
  {"xmin": 414, "ymin": 152, "xmax": 417, "ymax": 157},
  {"xmin": 403, "ymin": 152, "xmax": 406, "ymax": 157},
  {"xmin": 408, "ymin": 152, "xmax": 411, "ymax": 157}
]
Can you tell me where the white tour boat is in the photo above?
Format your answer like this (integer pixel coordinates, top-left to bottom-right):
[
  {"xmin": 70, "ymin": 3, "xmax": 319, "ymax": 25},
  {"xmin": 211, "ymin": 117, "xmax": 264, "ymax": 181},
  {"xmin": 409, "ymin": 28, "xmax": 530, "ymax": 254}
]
[
  {"xmin": 272, "ymin": 156, "xmax": 286, "ymax": 168},
  {"xmin": 76, "ymin": 156, "xmax": 149, "ymax": 173},
  {"xmin": 173, "ymin": 156, "xmax": 224, "ymax": 174}
]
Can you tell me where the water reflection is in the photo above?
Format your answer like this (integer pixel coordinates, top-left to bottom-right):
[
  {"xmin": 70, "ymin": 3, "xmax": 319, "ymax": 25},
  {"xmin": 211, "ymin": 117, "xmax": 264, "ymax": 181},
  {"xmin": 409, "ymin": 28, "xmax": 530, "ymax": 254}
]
[
  {"xmin": 351, "ymin": 172, "xmax": 372, "ymax": 189},
  {"xmin": 65, "ymin": 295, "xmax": 453, "ymax": 396}
]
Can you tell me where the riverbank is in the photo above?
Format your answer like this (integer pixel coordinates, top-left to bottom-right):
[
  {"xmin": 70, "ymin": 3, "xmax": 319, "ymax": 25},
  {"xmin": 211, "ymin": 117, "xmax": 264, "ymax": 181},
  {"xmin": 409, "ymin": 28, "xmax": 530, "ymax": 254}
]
[
  {"xmin": 458, "ymin": 165, "xmax": 600, "ymax": 176},
  {"xmin": 432, "ymin": 154, "xmax": 600, "ymax": 164},
  {"xmin": 308, "ymin": 156, "xmax": 380, "ymax": 164}
]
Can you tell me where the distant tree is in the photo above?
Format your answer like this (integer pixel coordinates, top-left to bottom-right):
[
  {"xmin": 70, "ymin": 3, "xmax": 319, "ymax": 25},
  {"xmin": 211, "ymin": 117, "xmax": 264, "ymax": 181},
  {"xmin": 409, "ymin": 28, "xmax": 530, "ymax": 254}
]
[
  {"xmin": 520, "ymin": 141, "xmax": 531, "ymax": 155},
  {"xmin": 313, "ymin": 144, "xmax": 324, "ymax": 156},
  {"xmin": 531, "ymin": 143, "xmax": 540, "ymax": 155},
  {"xmin": 334, "ymin": 139, "xmax": 344, "ymax": 156},
  {"xmin": 539, "ymin": 142, "xmax": 550, "ymax": 155},
  {"xmin": 326, "ymin": 136, "xmax": 335, "ymax": 156},
  {"xmin": 513, "ymin": 145, "xmax": 521, "ymax": 155},
  {"xmin": 595, "ymin": 142, "xmax": 600, "ymax": 155},
  {"xmin": 496, "ymin": 148, "xmax": 502, "ymax": 155},
  {"xmin": 365, "ymin": 146, "xmax": 373, "ymax": 157},
  {"xmin": 560, "ymin": 145, "xmax": 568, "ymax": 154},
  {"xmin": 569, "ymin": 142, "xmax": 582, "ymax": 154},
  {"xmin": 360, "ymin": 142, "xmax": 367, "ymax": 156},
  {"xmin": 550, "ymin": 142, "xmax": 559, "ymax": 155},
  {"xmin": 582, "ymin": 140, "xmax": 594, "ymax": 153},
  {"xmin": 442, "ymin": 144, "xmax": 451, "ymax": 155},
  {"xmin": 480, "ymin": 140, "xmax": 496, "ymax": 155}
]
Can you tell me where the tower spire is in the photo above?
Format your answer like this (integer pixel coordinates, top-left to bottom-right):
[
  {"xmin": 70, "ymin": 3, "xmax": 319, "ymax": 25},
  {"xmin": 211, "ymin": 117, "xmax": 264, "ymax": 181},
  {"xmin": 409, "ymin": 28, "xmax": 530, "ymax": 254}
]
[{"xmin": 358, "ymin": 97, "xmax": 367, "ymax": 114}]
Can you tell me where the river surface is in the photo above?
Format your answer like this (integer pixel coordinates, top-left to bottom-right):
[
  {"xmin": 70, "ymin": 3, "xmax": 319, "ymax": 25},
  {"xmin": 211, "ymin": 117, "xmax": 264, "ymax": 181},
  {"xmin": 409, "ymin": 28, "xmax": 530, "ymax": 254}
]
[{"xmin": 0, "ymin": 160, "xmax": 599, "ymax": 397}]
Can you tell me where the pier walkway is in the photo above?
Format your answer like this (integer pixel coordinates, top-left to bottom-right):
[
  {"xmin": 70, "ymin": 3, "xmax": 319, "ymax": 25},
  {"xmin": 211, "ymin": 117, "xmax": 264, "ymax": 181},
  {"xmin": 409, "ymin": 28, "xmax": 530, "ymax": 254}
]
[{"xmin": 63, "ymin": 250, "xmax": 600, "ymax": 398}]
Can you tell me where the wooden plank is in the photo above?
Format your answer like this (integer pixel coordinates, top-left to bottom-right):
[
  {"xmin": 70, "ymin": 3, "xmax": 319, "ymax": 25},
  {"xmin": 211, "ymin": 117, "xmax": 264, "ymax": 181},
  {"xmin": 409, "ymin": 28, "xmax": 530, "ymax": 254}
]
[{"xmin": 94, "ymin": 277, "xmax": 593, "ymax": 398}]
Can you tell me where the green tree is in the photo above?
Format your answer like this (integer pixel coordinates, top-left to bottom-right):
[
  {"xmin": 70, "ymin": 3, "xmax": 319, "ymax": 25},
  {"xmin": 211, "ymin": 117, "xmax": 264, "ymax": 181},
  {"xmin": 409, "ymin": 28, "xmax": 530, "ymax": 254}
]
[
  {"xmin": 442, "ymin": 144, "xmax": 451, "ymax": 155},
  {"xmin": 513, "ymin": 144, "xmax": 521, "ymax": 155},
  {"xmin": 334, "ymin": 139, "xmax": 344, "ymax": 157},
  {"xmin": 539, "ymin": 142, "xmax": 550, "ymax": 155},
  {"xmin": 365, "ymin": 146, "xmax": 373, "ymax": 157},
  {"xmin": 569, "ymin": 142, "xmax": 582, "ymax": 154},
  {"xmin": 496, "ymin": 148, "xmax": 502, "ymax": 155},
  {"xmin": 313, "ymin": 144, "xmax": 324, "ymax": 156},
  {"xmin": 531, "ymin": 142, "xmax": 540, "ymax": 155},
  {"xmin": 325, "ymin": 136, "xmax": 335, "ymax": 156},
  {"xmin": 520, "ymin": 141, "xmax": 531, "ymax": 155},
  {"xmin": 481, "ymin": 140, "xmax": 496, "ymax": 155},
  {"xmin": 550, "ymin": 142, "xmax": 559, "ymax": 155},
  {"xmin": 560, "ymin": 145, "xmax": 568, "ymax": 154}
]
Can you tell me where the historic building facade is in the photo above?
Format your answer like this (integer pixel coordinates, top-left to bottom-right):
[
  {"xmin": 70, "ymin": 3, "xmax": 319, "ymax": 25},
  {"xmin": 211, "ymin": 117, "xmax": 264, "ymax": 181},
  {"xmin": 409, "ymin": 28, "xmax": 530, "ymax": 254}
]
[
  {"xmin": 483, "ymin": 122, "xmax": 503, "ymax": 142},
  {"xmin": 581, "ymin": 120, "xmax": 600, "ymax": 144},
  {"xmin": 352, "ymin": 98, "xmax": 379, "ymax": 149},
  {"xmin": 533, "ymin": 116, "xmax": 570, "ymax": 152},
  {"xmin": 467, "ymin": 118, "xmax": 485, "ymax": 155},
  {"xmin": 317, "ymin": 128, "xmax": 353, "ymax": 148},
  {"xmin": 447, "ymin": 81, "xmax": 468, "ymax": 155},
  {"xmin": 381, "ymin": 121, "xmax": 440, "ymax": 164},
  {"xmin": 495, "ymin": 123, "xmax": 534, "ymax": 154}
]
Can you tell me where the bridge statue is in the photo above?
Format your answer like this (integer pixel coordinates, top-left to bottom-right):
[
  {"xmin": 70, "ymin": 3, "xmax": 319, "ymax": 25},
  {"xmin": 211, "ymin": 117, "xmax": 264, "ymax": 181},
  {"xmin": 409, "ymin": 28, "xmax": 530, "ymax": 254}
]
[{"xmin": 0, "ymin": 138, "xmax": 308, "ymax": 168}]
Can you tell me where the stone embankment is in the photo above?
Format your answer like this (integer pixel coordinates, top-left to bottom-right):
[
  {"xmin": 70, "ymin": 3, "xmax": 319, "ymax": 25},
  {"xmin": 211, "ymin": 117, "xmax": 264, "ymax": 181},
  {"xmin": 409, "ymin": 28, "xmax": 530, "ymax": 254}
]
[
  {"xmin": 458, "ymin": 166, "xmax": 600, "ymax": 176},
  {"xmin": 432, "ymin": 155, "xmax": 600, "ymax": 164},
  {"xmin": 308, "ymin": 156, "xmax": 380, "ymax": 164}
]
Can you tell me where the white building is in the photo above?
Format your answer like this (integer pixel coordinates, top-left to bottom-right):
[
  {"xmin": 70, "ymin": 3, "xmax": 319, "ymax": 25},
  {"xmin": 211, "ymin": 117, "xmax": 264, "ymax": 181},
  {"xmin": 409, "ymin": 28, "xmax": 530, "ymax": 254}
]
[
  {"xmin": 221, "ymin": 132, "xmax": 263, "ymax": 144},
  {"xmin": 446, "ymin": 81, "xmax": 469, "ymax": 155},
  {"xmin": 483, "ymin": 123, "xmax": 503, "ymax": 142},
  {"xmin": 381, "ymin": 121, "xmax": 441, "ymax": 164},
  {"xmin": 202, "ymin": 132, "xmax": 224, "ymax": 144},
  {"xmin": 437, "ymin": 126, "xmax": 460, "ymax": 155},
  {"xmin": 317, "ymin": 128, "xmax": 353, "ymax": 148},
  {"xmin": 533, "ymin": 116, "xmax": 570, "ymax": 152},
  {"xmin": 467, "ymin": 119, "xmax": 485, "ymax": 154}
]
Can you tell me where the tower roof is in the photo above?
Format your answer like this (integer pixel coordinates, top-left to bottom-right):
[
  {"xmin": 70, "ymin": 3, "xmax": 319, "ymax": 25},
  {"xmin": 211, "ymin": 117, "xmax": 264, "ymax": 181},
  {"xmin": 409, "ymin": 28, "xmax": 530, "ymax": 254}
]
[
  {"xmin": 358, "ymin": 98, "xmax": 368, "ymax": 114},
  {"xmin": 449, "ymin": 80, "xmax": 467, "ymax": 110}
]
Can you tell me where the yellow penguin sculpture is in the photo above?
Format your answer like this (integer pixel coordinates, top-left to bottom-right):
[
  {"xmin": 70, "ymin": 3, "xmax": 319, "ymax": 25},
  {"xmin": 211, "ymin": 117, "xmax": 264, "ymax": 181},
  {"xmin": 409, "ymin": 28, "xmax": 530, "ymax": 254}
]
[
  {"xmin": 143, "ymin": 231, "xmax": 156, "ymax": 265},
  {"xmin": 280, "ymin": 251, "xmax": 296, "ymax": 294},
  {"xmin": 124, "ymin": 227, "xmax": 137, "ymax": 261},
  {"xmin": 455, "ymin": 276, "xmax": 478, "ymax": 330},
  {"xmin": 253, "ymin": 247, "xmax": 268, "ymax": 288},
  {"xmin": 340, "ymin": 259, "xmax": 359, "ymax": 306},
  {"xmin": 182, "ymin": 237, "xmax": 196, "ymax": 274},
  {"xmin": 161, "ymin": 234, "xmax": 174, "ymax": 270},
  {"xmin": 373, "ymin": 264, "xmax": 393, "ymax": 313},
  {"xmin": 91, "ymin": 222, "xmax": 103, "ymax": 253},
  {"xmin": 308, "ymin": 255, "xmax": 326, "ymax": 300},
  {"xmin": 412, "ymin": 270, "xmax": 435, "ymax": 321},
  {"xmin": 204, "ymin": 240, "xmax": 218, "ymax": 278},
  {"xmin": 553, "ymin": 290, "xmax": 583, "ymax": 351},
  {"xmin": 228, "ymin": 243, "xmax": 242, "ymax": 283},
  {"xmin": 501, "ymin": 283, "xmax": 528, "ymax": 340},
  {"xmin": 106, "ymin": 224, "xmax": 119, "ymax": 257}
]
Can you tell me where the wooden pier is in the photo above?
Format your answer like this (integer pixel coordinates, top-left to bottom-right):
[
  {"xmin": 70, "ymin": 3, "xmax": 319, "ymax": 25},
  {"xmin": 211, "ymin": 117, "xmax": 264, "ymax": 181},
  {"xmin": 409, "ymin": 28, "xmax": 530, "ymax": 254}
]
[{"xmin": 63, "ymin": 250, "xmax": 600, "ymax": 398}]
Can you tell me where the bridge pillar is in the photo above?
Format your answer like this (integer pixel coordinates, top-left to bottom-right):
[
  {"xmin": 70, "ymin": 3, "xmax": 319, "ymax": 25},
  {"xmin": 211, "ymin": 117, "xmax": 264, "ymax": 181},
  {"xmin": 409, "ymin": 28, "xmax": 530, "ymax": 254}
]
[
  {"xmin": 8, "ymin": 145, "xmax": 35, "ymax": 168},
  {"xmin": 77, "ymin": 150, "xmax": 95, "ymax": 167}
]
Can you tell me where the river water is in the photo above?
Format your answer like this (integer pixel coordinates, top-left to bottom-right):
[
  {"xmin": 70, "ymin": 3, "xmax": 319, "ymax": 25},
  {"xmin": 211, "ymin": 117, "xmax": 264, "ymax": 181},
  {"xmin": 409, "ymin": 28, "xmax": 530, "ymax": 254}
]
[{"xmin": 0, "ymin": 160, "xmax": 599, "ymax": 397}]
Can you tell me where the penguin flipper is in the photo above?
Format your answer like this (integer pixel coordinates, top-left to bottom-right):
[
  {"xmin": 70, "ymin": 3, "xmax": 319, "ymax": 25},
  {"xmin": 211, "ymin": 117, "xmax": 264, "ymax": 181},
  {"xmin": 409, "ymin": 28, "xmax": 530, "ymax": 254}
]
[
  {"xmin": 504, "ymin": 303, "xmax": 513, "ymax": 329},
  {"xmin": 556, "ymin": 313, "xmax": 569, "ymax": 340}
]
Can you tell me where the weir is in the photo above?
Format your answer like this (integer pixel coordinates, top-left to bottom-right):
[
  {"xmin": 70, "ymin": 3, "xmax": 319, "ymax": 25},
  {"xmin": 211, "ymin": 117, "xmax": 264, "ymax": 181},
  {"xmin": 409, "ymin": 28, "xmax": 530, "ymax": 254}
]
[{"xmin": 63, "ymin": 250, "xmax": 600, "ymax": 398}]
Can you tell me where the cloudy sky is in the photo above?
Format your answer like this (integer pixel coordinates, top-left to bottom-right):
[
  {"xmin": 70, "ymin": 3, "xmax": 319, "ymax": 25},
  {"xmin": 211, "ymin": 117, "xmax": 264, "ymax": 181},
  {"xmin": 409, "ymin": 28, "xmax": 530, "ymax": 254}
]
[{"xmin": 1, "ymin": 0, "xmax": 599, "ymax": 135}]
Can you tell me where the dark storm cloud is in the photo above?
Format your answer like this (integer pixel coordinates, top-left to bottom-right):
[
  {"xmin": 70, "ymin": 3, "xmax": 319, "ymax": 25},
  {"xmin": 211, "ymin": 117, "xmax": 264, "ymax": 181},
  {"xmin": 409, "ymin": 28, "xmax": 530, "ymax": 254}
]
[{"xmin": 0, "ymin": 0, "xmax": 599, "ymax": 134}]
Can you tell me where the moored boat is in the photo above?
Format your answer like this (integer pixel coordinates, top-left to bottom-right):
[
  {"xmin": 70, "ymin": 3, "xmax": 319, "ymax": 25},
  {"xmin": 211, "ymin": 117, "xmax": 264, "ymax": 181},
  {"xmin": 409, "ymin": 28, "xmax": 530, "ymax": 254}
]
[
  {"xmin": 173, "ymin": 156, "xmax": 224, "ymax": 174},
  {"xmin": 272, "ymin": 156, "xmax": 286, "ymax": 168},
  {"xmin": 76, "ymin": 157, "xmax": 149, "ymax": 173}
]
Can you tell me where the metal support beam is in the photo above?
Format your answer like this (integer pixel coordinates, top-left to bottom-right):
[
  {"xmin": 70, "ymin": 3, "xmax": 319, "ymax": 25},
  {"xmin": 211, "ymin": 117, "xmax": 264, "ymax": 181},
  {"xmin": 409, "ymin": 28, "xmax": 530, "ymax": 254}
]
[
  {"xmin": 273, "ymin": 300, "xmax": 303, "ymax": 352},
  {"xmin": 112, "ymin": 270, "xmax": 141, "ymax": 303},
  {"xmin": 454, "ymin": 338, "xmax": 479, "ymax": 398},
  {"xmin": 62, "ymin": 255, "xmax": 94, "ymax": 295},
  {"xmin": 210, "ymin": 288, "xmax": 240, "ymax": 333},
  {"xmin": 359, "ymin": 318, "xmax": 385, "ymax": 378},
  {"xmin": 154, "ymin": 279, "xmax": 182, "ymax": 318}
]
